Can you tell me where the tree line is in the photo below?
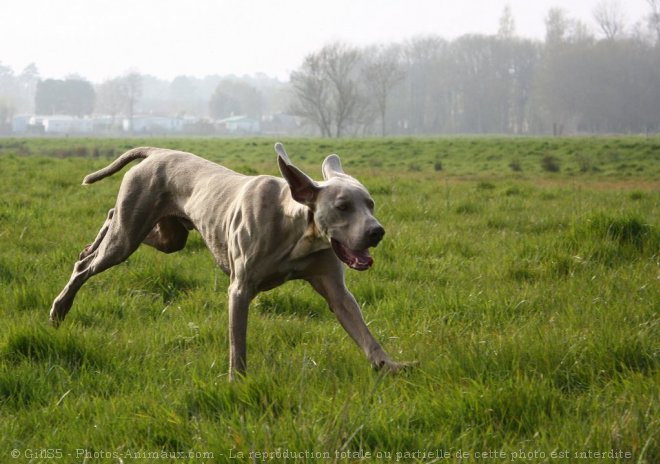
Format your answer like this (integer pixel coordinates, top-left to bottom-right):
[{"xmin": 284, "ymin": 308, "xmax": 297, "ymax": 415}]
[
  {"xmin": 290, "ymin": 4, "xmax": 660, "ymax": 136},
  {"xmin": 0, "ymin": 66, "xmax": 285, "ymax": 133},
  {"xmin": 1, "ymin": 3, "xmax": 659, "ymax": 135}
]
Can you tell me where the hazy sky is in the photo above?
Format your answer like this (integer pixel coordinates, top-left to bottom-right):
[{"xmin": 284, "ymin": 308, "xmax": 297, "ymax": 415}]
[{"xmin": 0, "ymin": 0, "xmax": 651, "ymax": 82}]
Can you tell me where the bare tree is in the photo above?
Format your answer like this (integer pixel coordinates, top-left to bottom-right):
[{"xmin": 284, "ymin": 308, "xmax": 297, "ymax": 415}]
[
  {"xmin": 290, "ymin": 43, "xmax": 364, "ymax": 137},
  {"xmin": 593, "ymin": 0, "xmax": 626, "ymax": 40},
  {"xmin": 364, "ymin": 45, "xmax": 405, "ymax": 136},
  {"xmin": 17, "ymin": 63, "xmax": 39, "ymax": 113},
  {"xmin": 96, "ymin": 78, "xmax": 126, "ymax": 125},
  {"xmin": 290, "ymin": 52, "xmax": 331, "ymax": 136},
  {"xmin": 35, "ymin": 78, "xmax": 95, "ymax": 116},
  {"xmin": 209, "ymin": 79, "xmax": 264, "ymax": 119},
  {"xmin": 648, "ymin": 0, "xmax": 660, "ymax": 44},
  {"xmin": 498, "ymin": 4, "xmax": 516, "ymax": 39},
  {"xmin": 0, "ymin": 96, "xmax": 13, "ymax": 132},
  {"xmin": 545, "ymin": 8, "xmax": 570, "ymax": 44},
  {"xmin": 123, "ymin": 72, "xmax": 142, "ymax": 133}
]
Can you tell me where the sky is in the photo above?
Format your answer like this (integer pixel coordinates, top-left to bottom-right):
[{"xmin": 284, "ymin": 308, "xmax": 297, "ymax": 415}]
[{"xmin": 0, "ymin": 0, "xmax": 651, "ymax": 82}]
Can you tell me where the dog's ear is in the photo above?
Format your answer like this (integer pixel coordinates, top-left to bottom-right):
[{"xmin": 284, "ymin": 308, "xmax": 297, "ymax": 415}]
[
  {"xmin": 275, "ymin": 143, "xmax": 319, "ymax": 206},
  {"xmin": 322, "ymin": 154, "xmax": 344, "ymax": 180},
  {"xmin": 274, "ymin": 142, "xmax": 291, "ymax": 164}
]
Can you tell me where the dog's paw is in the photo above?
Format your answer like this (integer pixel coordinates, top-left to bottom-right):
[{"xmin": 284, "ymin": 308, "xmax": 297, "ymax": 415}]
[
  {"xmin": 48, "ymin": 315, "xmax": 62, "ymax": 328},
  {"xmin": 375, "ymin": 359, "xmax": 418, "ymax": 373}
]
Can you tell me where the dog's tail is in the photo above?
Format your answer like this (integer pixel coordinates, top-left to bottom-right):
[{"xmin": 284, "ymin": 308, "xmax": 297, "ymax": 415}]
[{"xmin": 82, "ymin": 147, "xmax": 155, "ymax": 185}]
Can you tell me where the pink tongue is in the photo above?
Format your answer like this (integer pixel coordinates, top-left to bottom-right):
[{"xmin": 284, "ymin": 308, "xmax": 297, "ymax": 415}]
[
  {"xmin": 331, "ymin": 239, "xmax": 373, "ymax": 271},
  {"xmin": 348, "ymin": 249, "xmax": 373, "ymax": 270}
]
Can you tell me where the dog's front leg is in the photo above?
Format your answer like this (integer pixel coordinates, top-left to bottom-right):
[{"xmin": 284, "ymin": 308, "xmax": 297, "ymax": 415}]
[
  {"xmin": 227, "ymin": 280, "xmax": 253, "ymax": 381},
  {"xmin": 308, "ymin": 273, "xmax": 406, "ymax": 372}
]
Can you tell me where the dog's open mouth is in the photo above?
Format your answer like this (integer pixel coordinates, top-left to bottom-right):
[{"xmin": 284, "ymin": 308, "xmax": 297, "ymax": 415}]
[{"xmin": 331, "ymin": 238, "xmax": 373, "ymax": 271}]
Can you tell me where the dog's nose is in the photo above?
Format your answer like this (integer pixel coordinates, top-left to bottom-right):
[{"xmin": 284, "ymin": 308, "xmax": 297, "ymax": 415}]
[{"xmin": 368, "ymin": 226, "xmax": 385, "ymax": 246}]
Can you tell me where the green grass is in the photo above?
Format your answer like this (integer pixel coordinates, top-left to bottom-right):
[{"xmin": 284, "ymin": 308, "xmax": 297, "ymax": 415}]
[{"xmin": 0, "ymin": 137, "xmax": 658, "ymax": 463}]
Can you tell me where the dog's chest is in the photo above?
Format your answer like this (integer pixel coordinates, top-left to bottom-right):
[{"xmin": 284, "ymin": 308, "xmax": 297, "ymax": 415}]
[
  {"xmin": 255, "ymin": 253, "xmax": 317, "ymax": 292},
  {"xmin": 214, "ymin": 243, "xmax": 230, "ymax": 274}
]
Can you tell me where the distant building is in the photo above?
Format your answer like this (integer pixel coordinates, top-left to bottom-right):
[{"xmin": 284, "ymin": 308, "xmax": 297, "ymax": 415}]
[
  {"xmin": 29, "ymin": 115, "xmax": 94, "ymax": 134},
  {"xmin": 91, "ymin": 115, "xmax": 117, "ymax": 133},
  {"xmin": 216, "ymin": 115, "xmax": 260, "ymax": 134},
  {"xmin": 123, "ymin": 115, "xmax": 184, "ymax": 133},
  {"xmin": 261, "ymin": 113, "xmax": 299, "ymax": 135},
  {"xmin": 181, "ymin": 116, "xmax": 216, "ymax": 135},
  {"xmin": 12, "ymin": 115, "xmax": 31, "ymax": 133}
]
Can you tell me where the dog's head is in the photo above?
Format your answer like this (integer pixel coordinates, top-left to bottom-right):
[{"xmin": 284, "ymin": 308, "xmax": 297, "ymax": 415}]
[{"xmin": 275, "ymin": 143, "xmax": 384, "ymax": 271}]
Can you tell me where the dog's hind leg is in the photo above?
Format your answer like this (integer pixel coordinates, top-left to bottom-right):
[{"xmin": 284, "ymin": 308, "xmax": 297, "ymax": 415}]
[
  {"xmin": 49, "ymin": 206, "xmax": 156, "ymax": 326},
  {"xmin": 49, "ymin": 252, "xmax": 98, "ymax": 325},
  {"xmin": 79, "ymin": 208, "xmax": 114, "ymax": 260}
]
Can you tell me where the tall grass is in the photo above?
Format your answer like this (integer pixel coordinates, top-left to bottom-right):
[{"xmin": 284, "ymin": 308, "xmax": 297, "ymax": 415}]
[{"xmin": 0, "ymin": 137, "xmax": 658, "ymax": 463}]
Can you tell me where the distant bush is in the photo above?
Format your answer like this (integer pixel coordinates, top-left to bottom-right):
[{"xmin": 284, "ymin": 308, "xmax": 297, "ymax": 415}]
[
  {"xmin": 541, "ymin": 155, "xmax": 561, "ymax": 172},
  {"xmin": 434, "ymin": 160, "xmax": 443, "ymax": 171},
  {"xmin": 476, "ymin": 181, "xmax": 496, "ymax": 191},
  {"xmin": 504, "ymin": 185, "xmax": 524, "ymax": 196},
  {"xmin": 567, "ymin": 213, "xmax": 658, "ymax": 264},
  {"xmin": 48, "ymin": 146, "xmax": 89, "ymax": 158},
  {"xmin": 509, "ymin": 158, "xmax": 522, "ymax": 172},
  {"xmin": 92, "ymin": 147, "xmax": 117, "ymax": 158},
  {"xmin": 575, "ymin": 153, "xmax": 594, "ymax": 173},
  {"xmin": 0, "ymin": 141, "xmax": 31, "ymax": 156},
  {"xmin": 588, "ymin": 214, "xmax": 655, "ymax": 250},
  {"xmin": 604, "ymin": 149, "xmax": 621, "ymax": 163},
  {"xmin": 455, "ymin": 202, "xmax": 481, "ymax": 214}
]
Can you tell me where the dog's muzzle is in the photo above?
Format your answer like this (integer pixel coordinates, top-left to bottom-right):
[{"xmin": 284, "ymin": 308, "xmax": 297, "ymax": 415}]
[
  {"xmin": 331, "ymin": 226, "xmax": 384, "ymax": 271},
  {"xmin": 331, "ymin": 238, "xmax": 373, "ymax": 271},
  {"xmin": 368, "ymin": 225, "xmax": 385, "ymax": 247}
]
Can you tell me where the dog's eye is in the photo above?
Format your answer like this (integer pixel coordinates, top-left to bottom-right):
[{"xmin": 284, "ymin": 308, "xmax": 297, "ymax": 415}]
[
  {"xmin": 335, "ymin": 202, "xmax": 350, "ymax": 211},
  {"xmin": 366, "ymin": 199, "xmax": 375, "ymax": 211}
]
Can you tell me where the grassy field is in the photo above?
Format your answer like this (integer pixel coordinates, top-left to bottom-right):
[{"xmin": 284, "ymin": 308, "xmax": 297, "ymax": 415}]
[{"xmin": 0, "ymin": 137, "xmax": 658, "ymax": 463}]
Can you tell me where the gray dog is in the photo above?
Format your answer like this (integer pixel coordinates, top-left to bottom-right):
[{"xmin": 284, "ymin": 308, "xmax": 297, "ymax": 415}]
[{"xmin": 50, "ymin": 143, "xmax": 409, "ymax": 379}]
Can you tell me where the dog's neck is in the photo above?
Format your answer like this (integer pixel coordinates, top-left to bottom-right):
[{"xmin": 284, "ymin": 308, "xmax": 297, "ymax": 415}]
[{"xmin": 287, "ymin": 204, "xmax": 330, "ymax": 260}]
